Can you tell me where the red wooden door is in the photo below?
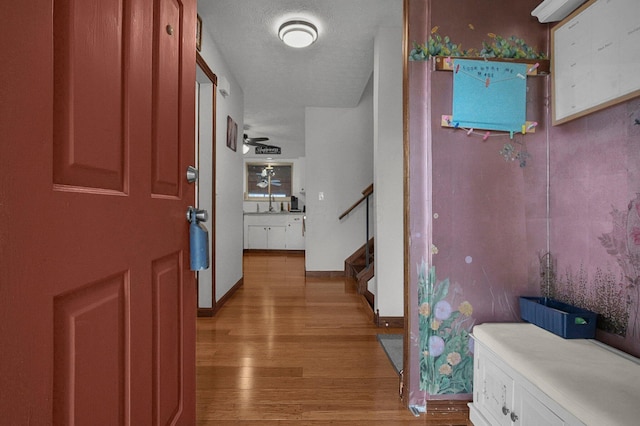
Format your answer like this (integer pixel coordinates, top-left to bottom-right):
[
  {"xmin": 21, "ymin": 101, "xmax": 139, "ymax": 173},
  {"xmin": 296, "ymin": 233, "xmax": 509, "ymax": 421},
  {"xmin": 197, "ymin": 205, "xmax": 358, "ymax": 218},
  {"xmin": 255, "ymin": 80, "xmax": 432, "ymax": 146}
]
[{"xmin": 0, "ymin": 0, "xmax": 197, "ymax": 424}]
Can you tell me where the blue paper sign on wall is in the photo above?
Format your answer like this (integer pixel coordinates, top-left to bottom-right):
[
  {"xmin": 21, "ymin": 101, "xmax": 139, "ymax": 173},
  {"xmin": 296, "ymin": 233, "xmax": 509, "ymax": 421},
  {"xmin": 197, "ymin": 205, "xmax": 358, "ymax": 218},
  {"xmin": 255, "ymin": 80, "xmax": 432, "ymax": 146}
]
[{"xmin": 452, "ymin": 59, "xmax": 527, "ymax": 132}]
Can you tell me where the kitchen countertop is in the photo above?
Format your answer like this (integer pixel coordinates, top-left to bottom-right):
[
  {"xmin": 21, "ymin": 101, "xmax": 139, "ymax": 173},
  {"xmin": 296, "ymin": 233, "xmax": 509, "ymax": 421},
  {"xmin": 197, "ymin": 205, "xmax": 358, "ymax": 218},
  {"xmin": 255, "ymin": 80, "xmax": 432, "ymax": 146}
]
[{"xmin": 243, "ymin": 211, "xmax": 304, "ymax": 215}]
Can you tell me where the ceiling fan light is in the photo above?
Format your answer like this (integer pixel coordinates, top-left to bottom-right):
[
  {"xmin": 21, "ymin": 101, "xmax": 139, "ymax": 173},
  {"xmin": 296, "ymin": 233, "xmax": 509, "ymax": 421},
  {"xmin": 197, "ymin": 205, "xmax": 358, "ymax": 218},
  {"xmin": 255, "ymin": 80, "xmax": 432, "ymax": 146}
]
[
  {"xmin": 278, "ymin": 20, "xmax": 318, "ymax": 48},
  {"xmin": 242, "ymin": 143, "xmax": 250, "ymax": 154}
]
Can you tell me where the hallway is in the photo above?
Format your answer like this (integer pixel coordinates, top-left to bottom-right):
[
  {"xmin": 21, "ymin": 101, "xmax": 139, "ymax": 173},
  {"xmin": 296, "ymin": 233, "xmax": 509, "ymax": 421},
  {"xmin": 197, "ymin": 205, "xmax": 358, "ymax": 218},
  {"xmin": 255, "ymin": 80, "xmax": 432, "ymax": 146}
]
[{"xmin": 196, "ymin": 253, "xmax": 470, "ymax": 425}]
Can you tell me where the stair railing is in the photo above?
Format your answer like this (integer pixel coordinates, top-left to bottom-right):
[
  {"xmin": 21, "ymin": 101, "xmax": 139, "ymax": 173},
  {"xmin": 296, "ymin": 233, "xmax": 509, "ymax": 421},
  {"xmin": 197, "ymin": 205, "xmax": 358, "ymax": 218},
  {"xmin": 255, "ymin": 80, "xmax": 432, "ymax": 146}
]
[{"xmin": 339, "ymin": 184, "xmax": 373, "ymax": 268}]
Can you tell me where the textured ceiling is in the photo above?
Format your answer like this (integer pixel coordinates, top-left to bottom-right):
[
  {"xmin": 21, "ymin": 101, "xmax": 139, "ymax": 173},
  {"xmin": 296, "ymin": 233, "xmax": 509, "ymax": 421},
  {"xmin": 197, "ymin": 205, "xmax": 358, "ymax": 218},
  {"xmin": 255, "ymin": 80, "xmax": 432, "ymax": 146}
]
[{"xmin": 197, "ymin": 0, "xmax": 403, "ymax": 157}]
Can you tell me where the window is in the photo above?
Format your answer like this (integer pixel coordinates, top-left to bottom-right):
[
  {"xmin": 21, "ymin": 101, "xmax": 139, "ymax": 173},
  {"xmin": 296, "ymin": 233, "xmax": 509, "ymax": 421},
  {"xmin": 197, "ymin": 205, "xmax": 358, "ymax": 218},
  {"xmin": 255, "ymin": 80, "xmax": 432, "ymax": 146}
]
[{"xmin": 245, "ymin": 162, "xmax": 293, "ymax": 200}]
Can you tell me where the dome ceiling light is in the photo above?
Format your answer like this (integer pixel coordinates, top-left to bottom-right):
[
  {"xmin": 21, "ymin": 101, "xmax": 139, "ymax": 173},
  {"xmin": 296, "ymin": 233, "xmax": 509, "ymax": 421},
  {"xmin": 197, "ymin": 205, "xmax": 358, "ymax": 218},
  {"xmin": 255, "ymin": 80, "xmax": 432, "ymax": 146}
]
[{"xmin": 278, "ymin": 20, "xmax": 318, "ymax": 48}]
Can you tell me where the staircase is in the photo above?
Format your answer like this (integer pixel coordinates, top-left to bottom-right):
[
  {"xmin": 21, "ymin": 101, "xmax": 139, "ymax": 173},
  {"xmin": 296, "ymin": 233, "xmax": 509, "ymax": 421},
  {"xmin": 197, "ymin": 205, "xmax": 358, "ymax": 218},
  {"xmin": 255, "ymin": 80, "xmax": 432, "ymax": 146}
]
[
  {"xmin": 340, "ymin": 184, "xmax": 404, "ymax": 328},
  {"xmin": 344, "ymin": 238, "xmax": 375, "ymax": 310},
  {"xmin": 340, "ymin": 184, "xmax": 375, "ymax": 314}
]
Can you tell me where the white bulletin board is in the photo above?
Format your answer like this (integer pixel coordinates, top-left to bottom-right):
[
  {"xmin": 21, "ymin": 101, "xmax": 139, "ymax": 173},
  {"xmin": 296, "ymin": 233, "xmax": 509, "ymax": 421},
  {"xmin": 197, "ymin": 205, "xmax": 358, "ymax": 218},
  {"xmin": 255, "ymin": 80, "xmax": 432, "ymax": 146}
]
[{"xmin": 551, "ymin": 0, "xmax": 640, "ymax": 125}]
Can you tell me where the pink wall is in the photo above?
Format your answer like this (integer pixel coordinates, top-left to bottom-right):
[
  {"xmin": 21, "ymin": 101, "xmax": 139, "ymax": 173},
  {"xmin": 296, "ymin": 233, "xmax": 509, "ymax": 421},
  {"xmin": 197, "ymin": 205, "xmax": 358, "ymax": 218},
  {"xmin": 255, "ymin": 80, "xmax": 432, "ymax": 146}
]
[
  {"xmin": 427, "ymin": 0, "xmax": 548, "ymax": 326},
  {"xmin": 549, "ymin": 97, "xmax": 640, "ymax": 356},
  {"xmin": 407, "ymin": 0, "xmax": 549, "ymax": 405},
  {"xmin": 407, "ymin": 0, "xmax": 639, "ymax": 407}
]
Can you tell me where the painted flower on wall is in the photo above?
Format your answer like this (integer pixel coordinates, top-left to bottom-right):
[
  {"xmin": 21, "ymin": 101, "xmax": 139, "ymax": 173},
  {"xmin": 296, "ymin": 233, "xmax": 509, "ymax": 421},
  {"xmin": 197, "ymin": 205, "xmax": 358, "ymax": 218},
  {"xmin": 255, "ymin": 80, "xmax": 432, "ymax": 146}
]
[
  {"xmin": 439, "ymin": 364, "xmax": 453, "ymax": 375},
  {"xmin": 419, "ymin": 302, "xmax": 431, "ymax": 317},
  {"xmin": 595, "ymin": 193, "xmax": 640, "ymax": 336},
  {"xmin": 630, "ymin": 227, "xmax": 640, "ymax": 246},
  {"xmin": 428, "ymin": 335, "xmax": 446, "ymax": 357},
  {"xmin": 434, "ymin": 300, "xmax": 452, "ymax": 320},
  {"xmin": 459, "ymin": 301, "xmax": 473, "ymax": 317},
  {"xmin": 418, "ymin": 261, "xmax": 475, "ymax": 395},
  {"xmin": 447, "ymin": 351, "xmax": 462, "ymax": 366},
  {"xmin": 547, "ymin": 194, "xmax": 640, "ymax": 338}
]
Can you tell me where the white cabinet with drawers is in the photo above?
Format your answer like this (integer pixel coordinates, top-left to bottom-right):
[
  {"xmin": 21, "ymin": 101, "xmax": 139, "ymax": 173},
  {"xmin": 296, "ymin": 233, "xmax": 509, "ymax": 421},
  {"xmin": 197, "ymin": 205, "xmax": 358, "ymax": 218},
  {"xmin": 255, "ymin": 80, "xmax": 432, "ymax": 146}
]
[
  {"xmin": 471, "ymin": 341, "xmax": 569, "ymax": 426},
  {"xmin": 469, "ymin": 323, "xmax": 640, "ymax": 426}
]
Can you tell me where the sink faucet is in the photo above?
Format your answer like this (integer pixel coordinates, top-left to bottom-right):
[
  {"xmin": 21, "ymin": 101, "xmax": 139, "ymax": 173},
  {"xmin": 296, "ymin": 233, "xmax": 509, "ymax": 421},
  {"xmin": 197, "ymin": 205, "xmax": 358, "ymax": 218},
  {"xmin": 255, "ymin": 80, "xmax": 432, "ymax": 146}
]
[{"xmin": 264, "ymin": 165, "xmax": 276, "ymax": 212}]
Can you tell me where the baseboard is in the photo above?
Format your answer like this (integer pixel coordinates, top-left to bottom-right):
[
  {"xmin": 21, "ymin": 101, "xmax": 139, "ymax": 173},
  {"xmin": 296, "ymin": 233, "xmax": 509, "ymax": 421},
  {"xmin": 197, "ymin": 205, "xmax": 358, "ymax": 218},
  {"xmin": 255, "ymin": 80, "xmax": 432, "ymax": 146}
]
[
  {"xmin": 425, "ymin": 399, "xmax": 471, "ymax": 414},
  {"xmin": 197, "ymin": 307, "xmax": 214, "ymax": 317},
  {"xmin": 359, "ymin": 293, "xmax": 376, "ymax": 322},
  {"xmin": 243, "ymin": 249, "xmax": 304, "ymax": 256},
  {"xmin": 305, "ymin": 270, "xmax": 344, "ymax": 278},
  {"xmin": 212, "ymin": 277, "xmax": 244, "ymax": 315},
  {"xmin": 375, "ymin": 312, "xmax": 404, "ymax": 328}
]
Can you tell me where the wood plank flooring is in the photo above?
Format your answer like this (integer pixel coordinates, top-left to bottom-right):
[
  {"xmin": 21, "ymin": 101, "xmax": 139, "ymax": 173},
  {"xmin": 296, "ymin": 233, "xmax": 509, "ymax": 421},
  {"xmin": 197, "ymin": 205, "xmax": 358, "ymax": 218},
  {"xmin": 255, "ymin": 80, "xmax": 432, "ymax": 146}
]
[{"xmin": 196, "ymin": 252, "xmax": 470, "ymax": 425}]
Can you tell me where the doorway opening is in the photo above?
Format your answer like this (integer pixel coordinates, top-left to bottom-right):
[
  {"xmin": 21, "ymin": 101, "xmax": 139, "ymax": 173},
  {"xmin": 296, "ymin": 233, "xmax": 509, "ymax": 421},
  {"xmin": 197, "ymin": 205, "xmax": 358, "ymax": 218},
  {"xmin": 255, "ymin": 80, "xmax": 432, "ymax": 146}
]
[{"xmin": 196, "ymin": 53, "xmax": 217, "ymax": 316}]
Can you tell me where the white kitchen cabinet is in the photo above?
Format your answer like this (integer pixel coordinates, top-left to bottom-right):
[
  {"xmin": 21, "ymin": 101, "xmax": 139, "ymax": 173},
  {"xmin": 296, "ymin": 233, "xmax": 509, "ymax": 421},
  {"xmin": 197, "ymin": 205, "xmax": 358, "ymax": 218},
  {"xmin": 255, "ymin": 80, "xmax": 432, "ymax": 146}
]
[
  {"xmin": 246, "ymin": 225, "xmax": 269, "ymax": 249},
  {"xmin": 267, "ymin": 225, "xmax": 286, "ymax": 249},
  {"xmin": 246, "ymin": 225, "xmax": 286, "ymax": 249},
  {"xmin": 244, "ymin": 213, "xmax": 304, "ymax": 250},
  {"xmin": 469, "ymin": 323, "xmax": 640, "ymax": 426},
  {"xmin": 285, "ymin": 215, "xmax": 304, "ymax": 249}
]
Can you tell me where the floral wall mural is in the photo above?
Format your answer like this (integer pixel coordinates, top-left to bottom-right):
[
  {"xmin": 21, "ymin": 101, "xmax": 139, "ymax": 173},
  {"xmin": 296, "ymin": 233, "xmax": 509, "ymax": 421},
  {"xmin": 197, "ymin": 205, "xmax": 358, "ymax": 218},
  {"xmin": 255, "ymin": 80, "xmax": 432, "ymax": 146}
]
[
  {"xmin": 548, "ymin": 97, "xmax": 640, "ymax": 357},
  {"xmin": 599, "ymin": 194, "xmax": 640, "ymax": 337},
  {"xmin": 418, "ymin": 262, "xmax": 474, "ymax": 395},
  {"xmin": 543, "ymin": 193, "xmax": 640, "ymax": 342}
]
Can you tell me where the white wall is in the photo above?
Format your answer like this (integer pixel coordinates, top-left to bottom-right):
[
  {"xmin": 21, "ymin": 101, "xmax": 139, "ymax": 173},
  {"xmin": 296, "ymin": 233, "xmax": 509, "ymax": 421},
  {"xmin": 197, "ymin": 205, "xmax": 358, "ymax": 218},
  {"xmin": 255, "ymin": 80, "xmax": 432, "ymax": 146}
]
[
  {"xmin": 372, "ymin": 25, "xmax": 404, "ymax": 317},
  {"xmin": 197, "ymin": 23, "xmax": 244, "ymax": 306},
  {"xmin": 196, "ymin": 72, "xmax": 214, "ymax": 308},
  {"xmin": 305, "ymin": 78, "xmax": 374, "ymax": 272}
]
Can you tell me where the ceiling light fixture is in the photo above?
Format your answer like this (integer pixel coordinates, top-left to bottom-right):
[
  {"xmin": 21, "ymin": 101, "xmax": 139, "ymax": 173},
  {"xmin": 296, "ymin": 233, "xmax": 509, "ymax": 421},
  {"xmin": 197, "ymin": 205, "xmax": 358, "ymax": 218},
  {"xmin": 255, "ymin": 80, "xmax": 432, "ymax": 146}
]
[{"xmin": 278, "ymin": 20, "xmax": 318, "ymax": 48}]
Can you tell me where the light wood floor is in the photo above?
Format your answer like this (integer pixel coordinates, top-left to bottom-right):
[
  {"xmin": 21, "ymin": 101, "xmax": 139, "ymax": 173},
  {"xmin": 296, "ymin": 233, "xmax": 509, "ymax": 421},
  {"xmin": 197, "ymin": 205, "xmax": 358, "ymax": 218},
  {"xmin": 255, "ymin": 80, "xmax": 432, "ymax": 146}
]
[{"xmin": 196, "ymin": 252, "xmax": 470, "ymax": 425}]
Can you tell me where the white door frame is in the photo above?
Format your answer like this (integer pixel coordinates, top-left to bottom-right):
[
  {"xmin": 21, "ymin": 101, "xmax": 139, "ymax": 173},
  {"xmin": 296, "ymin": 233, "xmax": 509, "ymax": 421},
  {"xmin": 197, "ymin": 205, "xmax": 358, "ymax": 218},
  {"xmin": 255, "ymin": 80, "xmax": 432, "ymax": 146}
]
[{"xmin": 195, "ymin": 53, "xmax": 217, "ymax": 316}]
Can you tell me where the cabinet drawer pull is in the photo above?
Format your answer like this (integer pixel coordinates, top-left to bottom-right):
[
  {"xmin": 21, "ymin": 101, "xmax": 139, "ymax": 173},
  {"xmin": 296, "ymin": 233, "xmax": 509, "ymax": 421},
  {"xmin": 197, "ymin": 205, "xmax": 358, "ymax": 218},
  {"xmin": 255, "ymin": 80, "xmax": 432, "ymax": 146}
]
[
  {"xmin": 510, "ymin": 412, "xmax": 519, "ymax": 422},
  {"xmin": 502, "ymin": 406, "xmax": 510, "ymax": 415}
]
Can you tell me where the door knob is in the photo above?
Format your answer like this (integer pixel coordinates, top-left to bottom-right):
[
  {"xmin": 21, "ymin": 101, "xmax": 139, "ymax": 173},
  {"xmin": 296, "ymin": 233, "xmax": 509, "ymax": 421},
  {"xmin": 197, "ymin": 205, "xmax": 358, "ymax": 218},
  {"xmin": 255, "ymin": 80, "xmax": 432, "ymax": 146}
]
[
  {"xmin": 186, "ymin": 206, "xmax": 208, "ymax": 223},
  {"xmin": 186, "ymin": 165, "xmax": 198, "ymax": 183}
]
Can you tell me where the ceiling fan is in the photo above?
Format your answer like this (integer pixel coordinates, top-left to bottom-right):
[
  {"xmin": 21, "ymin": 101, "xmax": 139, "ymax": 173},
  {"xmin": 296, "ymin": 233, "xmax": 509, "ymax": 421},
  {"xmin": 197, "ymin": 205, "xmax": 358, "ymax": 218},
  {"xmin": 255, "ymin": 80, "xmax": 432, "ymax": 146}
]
[
  {"xmin": 256, "ymin": 167, "xmax": 281, "ymax": 188},
  {"xmin": 243, "ymin": 134, "xmax": 282, "ymax": 155},
  {"xmin": 243, "ymin": 133, "xmax": 271, "ymax": 147},
  {"xmin": 256, "ymin": 178, "xmax": 281, "ymax": 188}
]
